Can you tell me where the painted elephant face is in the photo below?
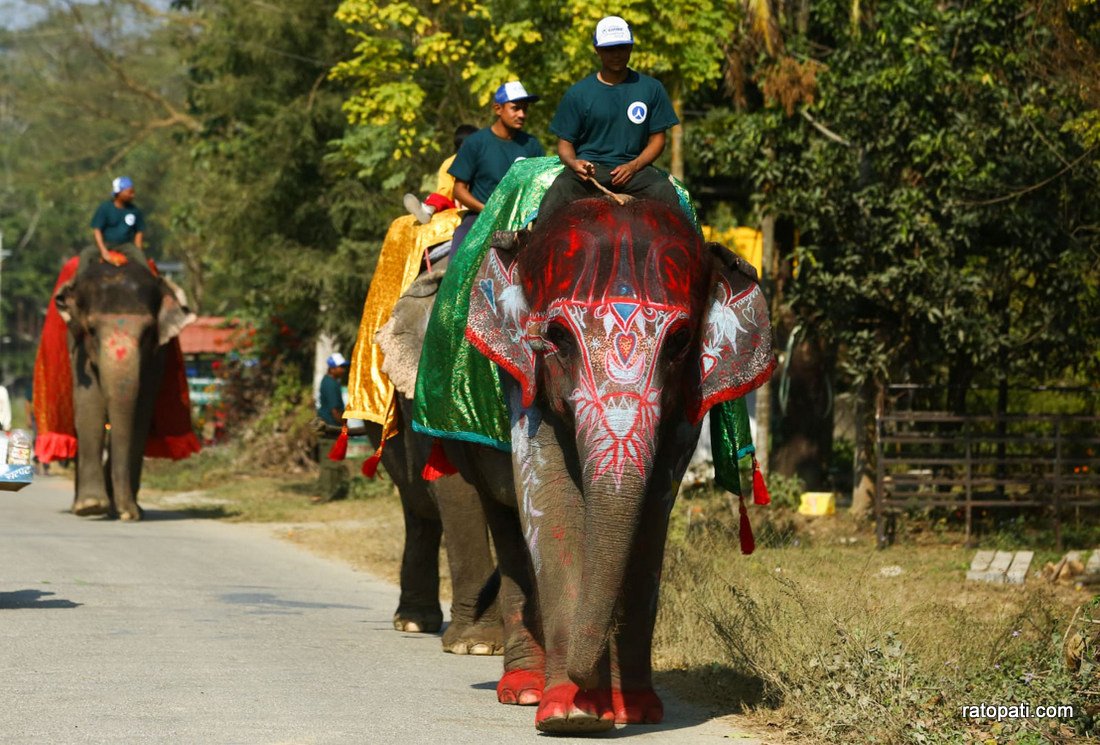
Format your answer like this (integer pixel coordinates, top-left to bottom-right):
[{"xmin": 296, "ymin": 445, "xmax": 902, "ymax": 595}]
[
  {"xmin": 467, "ymin": 198, "xmax": 774, "ymax": 486},
  {"xmin": 55, "ymin": 262, "xmax": 196, "ymax": 368}
]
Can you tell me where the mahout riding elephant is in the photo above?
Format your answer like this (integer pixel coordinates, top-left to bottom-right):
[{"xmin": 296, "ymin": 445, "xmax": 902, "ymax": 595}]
[
  {"xmin": 53, "ymin": 259, "xmax": 195, "ymax": 520},
  {"xmin": 391, "ymin": 196, "xmax": 774, "ymax": 733},
  {"xmin": 368, "ymin": 258, "xmax": 503, "ymax": 655}
]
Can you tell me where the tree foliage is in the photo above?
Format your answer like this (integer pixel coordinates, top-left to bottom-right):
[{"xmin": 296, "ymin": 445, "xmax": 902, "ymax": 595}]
[{"xmin": 690, "ymin": 0, "xmax": 1100, "ymax": 390}]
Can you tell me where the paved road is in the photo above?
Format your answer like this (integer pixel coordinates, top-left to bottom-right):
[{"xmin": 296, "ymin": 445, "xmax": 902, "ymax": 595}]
[{"xmin": 0, "ymin": 476, "xmax": 759, "ymax": 744}]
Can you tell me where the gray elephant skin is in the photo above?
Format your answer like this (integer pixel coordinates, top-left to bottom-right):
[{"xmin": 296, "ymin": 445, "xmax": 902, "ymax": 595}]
[
  {"xmin": 373, "ymin": 258, "xmax": 503, "ymax": 655},
  {"xmin": 54, "ymin": 259, "xmax": 194, "ymax": 521},
  {"xmin": 391, "ymin": 197, "xmax": 774, "ymax": 734}
]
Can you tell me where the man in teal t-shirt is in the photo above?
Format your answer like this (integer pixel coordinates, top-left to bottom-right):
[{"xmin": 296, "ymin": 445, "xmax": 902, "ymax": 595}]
[
  {"xmin": 448, "ymin": 80, "xmax": 545, "ymax": 254},
  {"xmin": 313, "ymin": 353, "xmax": 349, "ymax": 504},
  {"xmin": 539, "ymin": 16, "xmax": 681, "ymax": 220},
  {"xmin": 81, "ymin": 176, "xmax": 149, "ymax": 274}
]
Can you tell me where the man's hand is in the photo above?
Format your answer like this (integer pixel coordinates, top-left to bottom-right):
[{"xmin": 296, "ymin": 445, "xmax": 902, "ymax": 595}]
[
  {"xmin": 572, "ymin": 159, "xmax": 596, "ymax": 179},
  {"xmin": 610, "ymin": 160, "xmax": 640, "ymax": 187}
]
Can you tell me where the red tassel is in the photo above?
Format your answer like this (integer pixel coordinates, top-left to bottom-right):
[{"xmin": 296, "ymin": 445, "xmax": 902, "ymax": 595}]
[
  {"xmin": 361, "ymin": 447, "xmax": 383, "ymax": 478},
  {"xmin": 739, "ymin": 495, "xmax": 755, "ymax": 555},
  {"xmin": 327, "ymin": 424, "xmax": 348, "ymax": 461},
  {"xmin": 752, "ymin": 456, "xmax": 770, "ymax": 505},
  {"xmin": 421, "ymin": 439, "xmax": 458, "ymax": 481}
]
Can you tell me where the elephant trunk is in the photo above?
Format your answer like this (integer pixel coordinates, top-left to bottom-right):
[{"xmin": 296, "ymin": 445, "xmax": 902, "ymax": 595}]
[
  {"xmin": 97, "ymin": 345, "xmax": 145, "ymax": 503},
  {"xmin": 566, "ymin": 471, "xmax": 648, "ymax": 688}
]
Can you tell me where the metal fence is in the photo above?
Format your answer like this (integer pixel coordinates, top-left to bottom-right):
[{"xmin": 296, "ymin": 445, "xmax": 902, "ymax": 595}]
[{"xmin": 874, "ymin": 395, "xmax": 1100, "ymax": 547}]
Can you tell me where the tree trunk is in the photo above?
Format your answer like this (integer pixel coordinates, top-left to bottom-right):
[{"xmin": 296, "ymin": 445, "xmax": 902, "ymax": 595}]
[
  {"xmin": 850, "ymin": 376, "xmax": 882, "ymax": 517},
  {"xmin": 754, "ymin": 213, "xmax": 777, "ymax": 475},
  {"xmin": 670, "ymin": 83, "xmax": 684, "ymax": 181}
]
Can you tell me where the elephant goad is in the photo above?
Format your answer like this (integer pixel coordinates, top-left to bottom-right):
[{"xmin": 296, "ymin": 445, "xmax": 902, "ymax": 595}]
[
  {"xmin": 457, "ymin": 197, "xmax": 774, "ymax": 734},
  {"xmin": 38, "ymin": 256, "xmax": 199, "ymax": 520}
]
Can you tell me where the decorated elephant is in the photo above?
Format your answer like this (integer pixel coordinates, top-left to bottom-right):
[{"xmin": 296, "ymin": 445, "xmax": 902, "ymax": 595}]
[
  {"xmin": 345, "ymin": 225, "xmax": 503, "ymax": 655},
  {"xmin": 389, "ymin": 196, "xmax": 773, "ymax": 733},
  {"xmin": 43, "ymin": 257, "xmax": 198, "ymax": 520}
]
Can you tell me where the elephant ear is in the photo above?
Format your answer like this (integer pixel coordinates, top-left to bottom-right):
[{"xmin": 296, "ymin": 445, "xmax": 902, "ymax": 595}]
[
  {"xmin": 465, "ymin": 230, "xmax": 538, "ymax": 407},
  {"xmin": 688, "ymin": 242, "xmax": 776, "ymax": 425},
  {"xmin": 377, "ymin": 266, "xmax": 447, "ymax": 399},
  {"xmin": 157, "ymin": 276, "xmax": 197, "ymax": 347},
  {"xmin": 53, "ymin": 279, "xmax": 78, "ymax": 326}
]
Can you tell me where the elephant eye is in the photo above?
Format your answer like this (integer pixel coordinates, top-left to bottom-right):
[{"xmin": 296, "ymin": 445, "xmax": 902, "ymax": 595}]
[
  {"xmin": 664, "ymin": 325, "xmax": 692, "ymax": 361},
  {"xmin": 544, "ymin": 322, "xmax": 574, "ymax": 355}
]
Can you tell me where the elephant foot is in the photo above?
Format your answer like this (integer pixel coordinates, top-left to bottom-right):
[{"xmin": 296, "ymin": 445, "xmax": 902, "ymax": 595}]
[
  {"xmin": 392, "ymin": 611, "xmax": 442, "ymax": 634},
  {"xmin": 72, "ymin": 498, "xmax": 110, "ymax": 517},
  {"xmin": 535, "ymin": 683, "xmax": 614, "ymax": 734},
  {"xmin": 497, "ymin": 668, "xmax": 543, "ymax": 706},
  {"xmin": 442, "ymin": 618, "xmax": 504, "ymax": 656},
  {"xmin": 612, "ymin": 687, "xmax": 664, "ymax": 724},
  {"xmin": 117, "ymin": 507, "xmax": 143, "ymax": 522}
]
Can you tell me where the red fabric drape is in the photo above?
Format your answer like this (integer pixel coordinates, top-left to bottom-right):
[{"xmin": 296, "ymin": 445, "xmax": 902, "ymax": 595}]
[{"xmin": 32, "ymin": 256, "xmax": 200, "ymax": 463}]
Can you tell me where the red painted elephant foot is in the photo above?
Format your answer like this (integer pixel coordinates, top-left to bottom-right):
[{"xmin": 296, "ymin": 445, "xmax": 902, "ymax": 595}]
[
  {"xmin": 497, "ymin": 668, "xmax": 543, "ymax": 705},
  {"xmin": 612, "ymin": 687, "xmax": 664, "ymax": 724},
  {"xmin": 535, "ymin": 683, "xmax": 614, "ymax": 734}
]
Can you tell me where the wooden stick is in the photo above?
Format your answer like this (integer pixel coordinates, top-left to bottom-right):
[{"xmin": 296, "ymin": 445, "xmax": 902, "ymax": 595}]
[{"xmin": 582, "ymin": 174, "xmax": 630, "ymax": 205}]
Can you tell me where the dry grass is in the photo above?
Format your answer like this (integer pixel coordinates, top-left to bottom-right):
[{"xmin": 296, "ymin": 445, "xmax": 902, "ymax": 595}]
[{"xmin": 656, "ymin": 487, "xmax": 1087, "ymax": 743}]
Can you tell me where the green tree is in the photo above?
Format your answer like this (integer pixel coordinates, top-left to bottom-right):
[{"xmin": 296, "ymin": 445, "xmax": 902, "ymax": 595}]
[
  {"xmin": 690, "ymin": 0, "xmax": 1100, "ymax": 509},
  {"xmin": 0, "ymin": 0, "xmax": 198, "ymax": 381}
]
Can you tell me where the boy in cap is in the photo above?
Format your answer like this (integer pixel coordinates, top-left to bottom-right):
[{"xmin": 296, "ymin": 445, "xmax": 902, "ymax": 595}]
[
  {"xmin": 539, "ymin": 16, "xmax": 681, "ymax": 220},
  {"xmin": 447, "ymin": 81, "xmax": 545, "ymax": 254},
  {"xmin": 313, "ymin": 352, "xmax": 349, "ymax": 503},
  {"xmin": 82, "ymin": 176, "xmax": 149, "ymax": 273}
]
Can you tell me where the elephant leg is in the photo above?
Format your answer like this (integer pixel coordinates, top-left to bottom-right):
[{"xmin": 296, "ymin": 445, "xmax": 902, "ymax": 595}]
[
  {"xmin": 479, "ymin": 494, "xmax": 545, "ymax": 705},
  {"xmin": 449, "ymin": 440, "xmax": 545, "ymax": 705},
  {"xmin": 378, "ymin": 423, "xmax": 444, "ymax": 633},
  {"xmin": 395, "ymin": 498, "xmax": 443, "ymax": 633},
  {"xmin": 71, "ymin": 344, "xmax": 110, "ymax": 517},
  {"xmin": 433, "ymin": 474, "xmax": 503, "ymax": 656},
  {"xmin": 514, "ymin": 414, "xmax": 614, "ymax": 734}
]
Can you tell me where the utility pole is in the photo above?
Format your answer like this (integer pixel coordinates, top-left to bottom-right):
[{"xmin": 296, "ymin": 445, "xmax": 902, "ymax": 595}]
[{"xmin": 0, "ymin": 229, "xmax": 7, "ymax": 382}]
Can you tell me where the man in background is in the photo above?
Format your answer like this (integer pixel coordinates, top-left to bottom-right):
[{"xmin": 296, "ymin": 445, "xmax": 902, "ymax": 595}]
[{"xmin": 313, "ymin": 353, "xmax": 349, "ymax": 504}]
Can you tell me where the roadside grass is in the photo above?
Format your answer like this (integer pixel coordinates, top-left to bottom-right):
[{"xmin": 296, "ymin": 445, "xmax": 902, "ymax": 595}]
[
  {"xmin": 144, "ymin": 447, "xmax": 1090, "ymax": 743},
  {"xmin": 657, "ymin": 486, "xmax": 1090, "ymax": 744}
]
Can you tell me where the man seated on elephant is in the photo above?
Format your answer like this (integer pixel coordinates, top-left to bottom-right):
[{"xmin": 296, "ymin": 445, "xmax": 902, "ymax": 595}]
[
  {"xmin": 81, "ymin": 176, "xmax": 149, "ymax": 275},
  {"xmin": 448, "ymin": 81, "xmax": 545, "ymax": 255},
  {"xmin": 539, "ymin": 16, "xmax": 681, "ymax": 220}
]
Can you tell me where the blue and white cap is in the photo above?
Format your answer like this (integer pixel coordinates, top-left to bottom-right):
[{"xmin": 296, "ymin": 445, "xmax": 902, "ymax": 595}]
[
  {"xmin": 112, "ymin": 176, "xmax": 134, "ymax": 195},
  {"xmin": 326, "ymin": 353, "xmax": 348, "ymax": 369},
  {"xmin": 593, "ymin": 16, "xmax": 634, "ymax": 47},
  {"xmin": 493, "ymin": 81, "xmax": 539, "ymax": 105}
]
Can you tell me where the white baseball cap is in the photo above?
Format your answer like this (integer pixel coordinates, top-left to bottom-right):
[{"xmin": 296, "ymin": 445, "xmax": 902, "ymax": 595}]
[
  {"xmin": 593, "ymin": 16, "xmax": 634, "ymax": 48},
  {"xmin": 326, "ymin": 353, "xmax": 348, "ymax": 368}
]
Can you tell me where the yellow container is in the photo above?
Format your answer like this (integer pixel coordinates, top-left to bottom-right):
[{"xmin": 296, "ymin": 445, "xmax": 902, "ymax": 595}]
[{"xmin": 798, "ymin": 492, "xmax": 836, "ymax": 516}]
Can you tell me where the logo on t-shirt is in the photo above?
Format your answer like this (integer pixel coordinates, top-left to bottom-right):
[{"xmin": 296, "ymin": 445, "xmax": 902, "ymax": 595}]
[
  {"xmin": 627, "ymin": 101, "xmax": 648, "ymax": 124},
  {"xmin": 514, "ymin": 156, "xmax": 527, "ymax": 163},
  {"xmin": 124, "ymin": 213, "xmax": 136, "ymax": 227}
]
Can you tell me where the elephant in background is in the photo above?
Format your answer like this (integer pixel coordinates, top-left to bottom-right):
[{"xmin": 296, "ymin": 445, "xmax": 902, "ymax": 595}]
[
  {"xmin": 446, "ymin": 197, "xmax": 773, "ymax": 733},
  {"xmin": 54, "ymin": 259, "xmax": 195, "ymax": 521},
  {"xmin": 371, "ymin": 261, "xmax": 503, "ymax": 655}
]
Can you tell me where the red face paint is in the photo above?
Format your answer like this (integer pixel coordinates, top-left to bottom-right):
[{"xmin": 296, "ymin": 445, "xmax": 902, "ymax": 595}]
[{"xmin": 515, "ymin": 200, "xmax": 710, "ymax": 486}]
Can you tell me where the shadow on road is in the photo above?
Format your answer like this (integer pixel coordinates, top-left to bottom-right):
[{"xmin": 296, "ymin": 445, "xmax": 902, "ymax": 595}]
[
  {"xmin": 0, "ymin": 589, "xmax": 82, "ymax": 610},
  {"xmin": 140, "ymin": 507, "xmax": 233, "ymax": 521},
  {"xmin": 219, "ymin": 592, "xmax": 369, "ymax": 613}
]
